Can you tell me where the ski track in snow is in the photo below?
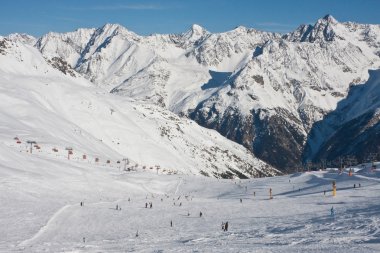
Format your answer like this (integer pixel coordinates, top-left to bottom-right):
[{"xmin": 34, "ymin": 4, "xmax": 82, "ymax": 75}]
[
  {"xmin": 174, "ymin": 177, "xmax": 183, "ymax": 196},
  {"xmin": 18, "ymin": 204, "xmax": 73, "ymax": 247}
]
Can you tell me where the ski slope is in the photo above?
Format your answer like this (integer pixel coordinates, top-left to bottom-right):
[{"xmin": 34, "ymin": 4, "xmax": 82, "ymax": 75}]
[{"xmin": 1, "ymin": 144, "xmax": 380, "ymax": 252}]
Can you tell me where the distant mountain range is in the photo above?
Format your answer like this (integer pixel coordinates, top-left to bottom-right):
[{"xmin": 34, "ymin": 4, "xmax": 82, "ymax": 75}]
[{"xmin": 3, "ymin": 14, "xmax": 380, "ymax": 172}]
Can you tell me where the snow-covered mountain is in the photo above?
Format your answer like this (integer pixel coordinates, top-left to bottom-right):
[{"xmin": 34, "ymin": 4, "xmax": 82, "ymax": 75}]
[
  {"xmin": 191, "ymin": 15, "xmax": 380, "ymax": 170},
  {"xmin": 0, "ymin": 36, "xmax": 279, "ymax": 178},
  {"xmin": 7, "ymin": 14, "xmax": 380, "ymax": 171}
]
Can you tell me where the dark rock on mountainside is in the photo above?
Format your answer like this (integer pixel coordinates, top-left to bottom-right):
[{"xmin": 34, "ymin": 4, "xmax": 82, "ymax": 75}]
[
  {"xmin": 190, "ymin": 106, "xmax": 305, "ymax": 172},
  {"xmin": 312, "ymin": 111, "xmax": 380, "ymax": 163},
  {"xmin": 304, "ymin": 69, "xmax": 380, "ymax": 165},
  {"xmin": 47, "ymin": 57, "xmax": 76, "ymax": 77}
]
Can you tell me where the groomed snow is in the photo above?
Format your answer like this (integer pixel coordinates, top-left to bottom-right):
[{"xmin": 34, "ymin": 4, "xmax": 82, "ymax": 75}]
[{"xmin": 1, "ymin": 143, "xmax": 380, "ymax": 252}]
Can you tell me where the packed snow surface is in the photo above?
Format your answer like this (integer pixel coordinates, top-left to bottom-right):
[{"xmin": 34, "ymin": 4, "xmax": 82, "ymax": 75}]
[{"xmin": 1, "ymin": 145, "xmax": 380, "ymax": 252}]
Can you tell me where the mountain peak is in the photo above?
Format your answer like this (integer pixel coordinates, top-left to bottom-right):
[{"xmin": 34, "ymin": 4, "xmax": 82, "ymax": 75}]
[
  {"xmin": 7, "ymin": 33, "xmax": 37, "ymax": 46},
  {"xmin": 188, "ymin": 24, "xmax": 208, "ymax": 37},
  {"xmin": 285, "ymin": 14, "xmax": 341, "ymax": 42},
  {"xmin": 321, "ymin": 14, "xmax": 338, "ymax": 23},
  {"xmin": 180, "ymin": 24, "xmax": 209, "ymax": 43},
  {"xmin": 232, "ymin": 25, "xmax": 248, "ymax": 33},
  {"xmin": 101, "ymin": 23, "xmax": 125, "ymax": 32},
  {"xmin": 97, "ymin": 23, "xmax": 139, "ymax": 40}
]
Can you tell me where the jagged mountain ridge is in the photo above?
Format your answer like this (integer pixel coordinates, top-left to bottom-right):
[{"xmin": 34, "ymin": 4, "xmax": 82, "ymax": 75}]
[{"xmin": 8, "ymin": 15, "xmax": 380, "ymax": 171}]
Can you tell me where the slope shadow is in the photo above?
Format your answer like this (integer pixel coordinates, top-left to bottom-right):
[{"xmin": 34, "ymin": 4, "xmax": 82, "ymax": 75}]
[
  {"xmin": 303, "ymin": 69, "xmax": 380, "ymax": 163},
  {"xmin": 201, "ymin": 70, "xmax": 232, "ymax": 90}
]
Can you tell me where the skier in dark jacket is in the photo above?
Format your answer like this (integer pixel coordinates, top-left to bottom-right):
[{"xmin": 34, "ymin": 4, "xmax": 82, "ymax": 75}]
[{"xmin": 224, "ymin": 222, "xmax": 229, "ymax": 231}]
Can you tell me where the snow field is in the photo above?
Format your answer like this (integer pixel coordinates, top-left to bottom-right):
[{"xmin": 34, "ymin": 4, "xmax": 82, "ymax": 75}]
[{"xmin": 1, "ymin": 142, "xmax": 380, "ymax": 252}]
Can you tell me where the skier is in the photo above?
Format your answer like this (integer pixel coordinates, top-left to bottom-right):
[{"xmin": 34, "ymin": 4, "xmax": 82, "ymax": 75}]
[
  {"xmin": 200, "ymin": 211, "xmax": 203, "ymax": 217},
  {"xmin": 331, "ymin": 206, "xmax": 335, "ymax": 219},
  {"xmin": 359, "ymin": 183, "xmax": 361, "ymax": 188},
  {"xmin": 324, "ymin": 190, "xmax": 326, "ymax": 196},
  {"xmin": 136, "ymin": 230, "xmax": 139, "ymax": 237},
  {"xmin": 179, "ymin": 202, "xmax": 182, "ymax": 206},
  {"xmin": 116, "ymin": 204, "xmax": 118, "ymax": 210},
  {"xmin": 221, "ymin": 222, "xmax": 225, "ymax": 231},
  {"xmin": 225, "ymin": 221, "xmax": 229, "ymax": 231},
  {"xmin": 354, "ymin": 184, "xmax": 356, "ymax": 188},
  {"xmin": 240, "ymin": 198, "xmax": 242, "ymax": 203},
  {"xmin": 83, "ymin": 237, "xmax": 86, "ymax": 243},
  {"xmin": 145, "ymin": 203, "xmax": 148, "ymax": 208},
  {"xmin": 80, "ymin": 202, "xmax": 83, "ymax": 207},
  {"xmin": 170, "ymin": 220, "xmax": 173, "ymax": 227},
  {"xmin": 150, "ymin": 202, "xmax": 152, "ymax": 208}
]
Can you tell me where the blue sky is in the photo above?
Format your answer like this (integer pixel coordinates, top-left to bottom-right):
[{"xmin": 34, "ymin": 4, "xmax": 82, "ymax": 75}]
[{"xmin": 1, "ymin": 0, "xmax": 380, "ymax": 37}]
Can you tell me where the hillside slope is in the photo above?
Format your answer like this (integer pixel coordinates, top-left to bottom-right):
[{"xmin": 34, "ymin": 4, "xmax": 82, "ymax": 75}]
[{"xmin": 0, "ymin": 36, "xmax": 278, "ymax": 178}]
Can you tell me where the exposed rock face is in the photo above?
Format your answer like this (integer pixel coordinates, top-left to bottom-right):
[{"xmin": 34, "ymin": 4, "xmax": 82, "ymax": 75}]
[
  {"xmin": 0, "ymin": 38, "xmax": 8, "ymax": 55},
  {"xmin": 190, "ymin": 105, "xmax": 305, "ymax": 172},
  {"xmin": 313, "ymin": 111, "xmax": 380, "ymax": 163},
  {"xmin": 47, "ymin": 57, "xmax": 76, "ymax": 77}
]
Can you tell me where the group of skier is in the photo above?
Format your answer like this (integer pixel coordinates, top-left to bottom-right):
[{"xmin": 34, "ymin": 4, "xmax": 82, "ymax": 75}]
[{"xmin": 80, "ymin": 190, "xmax": 232, "ymax": 245}]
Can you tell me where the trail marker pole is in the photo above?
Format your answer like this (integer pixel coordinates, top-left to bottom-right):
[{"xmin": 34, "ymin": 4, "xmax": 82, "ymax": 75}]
[{"xmin": 332, "ymin": 181, "xmax": 336, "ymax": 197}]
